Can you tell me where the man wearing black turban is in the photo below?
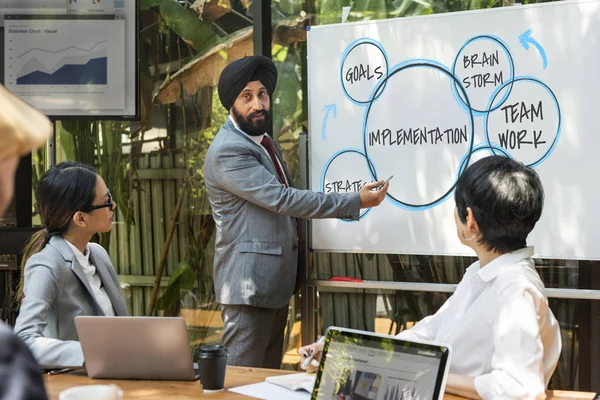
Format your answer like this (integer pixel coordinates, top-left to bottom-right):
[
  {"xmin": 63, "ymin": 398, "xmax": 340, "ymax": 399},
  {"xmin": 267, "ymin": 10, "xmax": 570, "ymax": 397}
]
[
  {"xmin": 217, "ymin": 55, "xmax": 277, "ymax": 114},
  {"xmin": 204, "ymin": 55, "xmax": 389, "ymax": 368}
]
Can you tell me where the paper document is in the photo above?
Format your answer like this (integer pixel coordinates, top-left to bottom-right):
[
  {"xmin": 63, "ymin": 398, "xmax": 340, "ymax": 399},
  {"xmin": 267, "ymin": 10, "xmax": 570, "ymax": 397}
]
[
  {"xmin": 229, "ymin": 382, "xmax": 312, "ymax": 400},
  {"xmin": 265, "ymin": 372, "xmax": 316, "ymax": 392}
]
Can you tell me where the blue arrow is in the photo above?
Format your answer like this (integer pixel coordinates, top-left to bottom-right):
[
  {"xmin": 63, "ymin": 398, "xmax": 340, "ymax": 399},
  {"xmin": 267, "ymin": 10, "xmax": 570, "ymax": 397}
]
[
  {"xmin": 321, "ymin": 104, "xmax": 337, "ymax": 141},
  {"xmin": 519, "ymin": 29, "xmax": 547, "ymax": 69}
]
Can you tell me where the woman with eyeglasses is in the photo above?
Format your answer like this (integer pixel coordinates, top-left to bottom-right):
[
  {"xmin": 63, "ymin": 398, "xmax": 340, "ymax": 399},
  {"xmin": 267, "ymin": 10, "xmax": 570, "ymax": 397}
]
[{"xmin": 14, "ymin": 161, "xmax": 128, "ymax": 368}]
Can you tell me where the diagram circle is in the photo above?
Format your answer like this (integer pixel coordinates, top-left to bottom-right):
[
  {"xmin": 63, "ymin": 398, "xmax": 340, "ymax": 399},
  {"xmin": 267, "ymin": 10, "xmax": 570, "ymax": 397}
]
[
  {"xmin": 458, "ymin": 143, "xmax": 512, "ymax": 175},
  {"xmin": 451, "ymin": 35, "xmax": 515, "ymax": 114},
  {"xmin": 362, "ymin": 60, "xmax": 475, "ymax": 210},
  {"xmin": 340, "ymin": 39, "xmax": 389, "ymax": 106},
  {"xmin": 484, "ymin": 76, "xmax": 561, "ymax": 168},
  {"xmin": 321, "ymin": 149, "xmax": 377, "ymax": 221}
]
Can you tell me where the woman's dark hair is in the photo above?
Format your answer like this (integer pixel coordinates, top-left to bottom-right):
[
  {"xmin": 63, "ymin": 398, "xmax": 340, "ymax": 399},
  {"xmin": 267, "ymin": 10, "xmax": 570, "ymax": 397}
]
[
  {"xmin": 454, "ymin": 155, "xmax": 544, "ymax": 254},
  {"xmin": 17, "ymin": 161, "xmax": 98, "ymax": 302}
]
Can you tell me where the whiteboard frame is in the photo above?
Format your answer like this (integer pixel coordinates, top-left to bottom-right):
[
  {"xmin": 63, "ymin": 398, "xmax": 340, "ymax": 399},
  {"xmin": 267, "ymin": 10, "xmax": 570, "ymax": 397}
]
[{"xmin": 306, "ymin": 0, "xmax": 600, "ymax": 260}]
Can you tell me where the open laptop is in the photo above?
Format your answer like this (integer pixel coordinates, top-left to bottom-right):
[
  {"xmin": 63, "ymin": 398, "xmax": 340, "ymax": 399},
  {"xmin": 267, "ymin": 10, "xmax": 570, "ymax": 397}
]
[
  {"xmin": 74, "ymin": 316, "xmax": 198, "ymax": 381},
  {"xmin": 311, "ymin": 327, "xmax": 452, "ymax": 400}
]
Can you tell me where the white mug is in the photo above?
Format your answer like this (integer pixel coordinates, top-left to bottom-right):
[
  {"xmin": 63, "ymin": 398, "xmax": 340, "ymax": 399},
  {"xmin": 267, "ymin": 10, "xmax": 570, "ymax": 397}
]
[{"xmin": 58, "ymin": 384, "xmax": 123, "ymax": 400}]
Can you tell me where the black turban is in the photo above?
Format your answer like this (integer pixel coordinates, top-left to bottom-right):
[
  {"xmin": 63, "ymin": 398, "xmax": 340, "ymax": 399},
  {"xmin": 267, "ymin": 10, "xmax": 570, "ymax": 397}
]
[{"xmin": 217, "ymin": 55, "xmax": 278, "ymax": 111}]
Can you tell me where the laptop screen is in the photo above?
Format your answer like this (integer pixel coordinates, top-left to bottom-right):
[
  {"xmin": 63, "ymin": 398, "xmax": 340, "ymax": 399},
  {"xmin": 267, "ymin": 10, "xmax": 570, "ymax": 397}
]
[{"xmin": 312, "ymin": 327, "xmax": 450, "ymax": 400}]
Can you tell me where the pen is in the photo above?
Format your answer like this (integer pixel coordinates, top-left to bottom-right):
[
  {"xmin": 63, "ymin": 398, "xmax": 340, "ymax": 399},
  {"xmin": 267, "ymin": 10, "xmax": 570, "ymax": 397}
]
[
  {"xmin": 301, "ymin": 336, "xmax": 326, "ymax": 370},
  {"xmin": 377, "ymin": 175, "xmax": 394, "ymax": 189},
  {"xmin": 48, "ymin": 368, "xmax": 73, "ymax": 375}
]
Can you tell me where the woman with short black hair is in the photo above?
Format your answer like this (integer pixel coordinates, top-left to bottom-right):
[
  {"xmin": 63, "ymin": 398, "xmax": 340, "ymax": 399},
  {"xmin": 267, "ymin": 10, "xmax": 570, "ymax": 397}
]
[
  {"xmin": 454, "ymin": 154, "xmax": 544, "ymax": 256},
  {"xmin": 424, "ymin": 155, "xmax": 561, "ymax": 399},
  {"xmin": 300, "ymin": 155, "xmax": 561, "ymax": 400}
]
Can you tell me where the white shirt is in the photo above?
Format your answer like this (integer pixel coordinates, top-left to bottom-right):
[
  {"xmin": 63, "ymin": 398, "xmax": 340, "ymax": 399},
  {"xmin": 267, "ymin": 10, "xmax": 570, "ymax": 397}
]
[
  {"xmin": 65, "ymin": 240, "xmax": 115, "ymax": 317},
  {"xmin": 228, "ymin": 115, "xmax": 289, "ymax": 186},
  {"xmin": 396, "ymin": 247, "xmax": 561, "ymax": 400}
]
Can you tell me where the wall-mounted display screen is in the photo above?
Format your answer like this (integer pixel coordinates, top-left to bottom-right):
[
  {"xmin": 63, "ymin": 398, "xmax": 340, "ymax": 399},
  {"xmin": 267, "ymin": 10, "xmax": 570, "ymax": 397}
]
[{"xmin": 1, "ymin": 0, "xmax": 138, "ymax": 119}]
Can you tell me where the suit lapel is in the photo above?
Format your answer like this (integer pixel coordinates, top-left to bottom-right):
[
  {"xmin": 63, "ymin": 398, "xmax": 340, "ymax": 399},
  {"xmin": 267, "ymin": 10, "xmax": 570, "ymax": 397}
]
[
  {"xmin": 89, "ymin": 249, "xmax": 128, "ymax": 316},
  {"xmin": 49, "ymin": 237, "xmax": 100, "ymax": 310},
  {"xmin": 225, "ymin": 119, "xmax": 285, "ymax": 182},
  {"xmin": 49, "ymin": 236, "xmax": 127, "ymax": 316}
]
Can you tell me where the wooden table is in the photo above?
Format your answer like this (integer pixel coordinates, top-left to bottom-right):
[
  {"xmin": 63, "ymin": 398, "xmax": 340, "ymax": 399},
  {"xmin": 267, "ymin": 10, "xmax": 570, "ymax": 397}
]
[
  {"xmin": 44, "ymin": 366, "xmax": 596, "ymax": 400},
  {"xmin": 45, "ymin": 367, "xmax": 295, "ymax": 400}
]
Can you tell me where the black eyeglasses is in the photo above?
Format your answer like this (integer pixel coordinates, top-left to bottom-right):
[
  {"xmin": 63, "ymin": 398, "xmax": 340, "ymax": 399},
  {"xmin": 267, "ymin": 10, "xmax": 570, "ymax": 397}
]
[{"xmin": 84, "ymin": 190, "xmax": 113, "ymax": 212}]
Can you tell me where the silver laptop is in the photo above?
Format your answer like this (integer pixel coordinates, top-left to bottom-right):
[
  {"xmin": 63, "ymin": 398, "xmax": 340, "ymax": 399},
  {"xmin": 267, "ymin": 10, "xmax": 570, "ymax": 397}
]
[
  {"xmin": 312, "ymin": 327, "xmax": 452, "ymax": 400},
  {"xmin": 75, "ymin": 316, "xmax": 197, "ymax": 381}
]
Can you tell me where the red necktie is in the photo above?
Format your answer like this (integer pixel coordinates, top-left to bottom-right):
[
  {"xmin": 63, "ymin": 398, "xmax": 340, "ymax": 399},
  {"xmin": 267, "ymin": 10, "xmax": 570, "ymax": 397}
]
[{"xmin": 260, "ymin": 135, "xmax": 288, "ymax": 187}]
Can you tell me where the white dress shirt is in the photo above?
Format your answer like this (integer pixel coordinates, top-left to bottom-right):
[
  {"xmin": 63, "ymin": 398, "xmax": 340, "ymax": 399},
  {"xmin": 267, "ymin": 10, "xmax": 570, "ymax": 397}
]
[
  {"xmin": 65, "ymin": 240, "xmax": 115, "ymax": 317},
  {"xmin": 396, "ymin": 247, "xmax": 561, "ymax": 400},
  {"xmin": 228, "ymin": 115, "xmax": 289, "ymax": 186}
]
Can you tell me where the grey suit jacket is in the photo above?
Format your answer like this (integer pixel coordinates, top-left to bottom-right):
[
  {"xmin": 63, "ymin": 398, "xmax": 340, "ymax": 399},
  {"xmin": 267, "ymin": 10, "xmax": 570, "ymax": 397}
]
[
  {"xmin": 14, "ymin": 236, "xmax": 128, "ymax": 367},
  {"xmin": 204, "ymin": 119, "xmax": 360, "ymax": 308}
]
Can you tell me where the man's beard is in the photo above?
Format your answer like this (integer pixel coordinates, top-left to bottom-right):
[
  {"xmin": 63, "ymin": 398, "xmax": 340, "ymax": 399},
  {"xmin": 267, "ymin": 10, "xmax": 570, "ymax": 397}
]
[{"xmin": 231, "ymin": 106, "xmax": 271, "ymax": 137}]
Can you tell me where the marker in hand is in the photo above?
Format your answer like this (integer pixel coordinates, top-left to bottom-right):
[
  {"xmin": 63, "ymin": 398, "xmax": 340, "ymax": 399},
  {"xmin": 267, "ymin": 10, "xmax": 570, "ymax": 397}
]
[
  {"xmin": 377, "ymin": 175, "xmax": 394, "ymax": 190},
  {"xmin": 301, "ymin": 336, "xmax": 326, "ymax": 370}
]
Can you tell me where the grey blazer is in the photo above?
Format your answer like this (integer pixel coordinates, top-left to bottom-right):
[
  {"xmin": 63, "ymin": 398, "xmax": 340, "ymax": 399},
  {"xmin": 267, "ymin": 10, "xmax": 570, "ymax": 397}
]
[
  {"xmin": 14, "ymin": 236, "xmax": 128, "ymax": 367},
  {"xmin": 204, "ymin": 119, "xmax": 360, "ymax": 309}
]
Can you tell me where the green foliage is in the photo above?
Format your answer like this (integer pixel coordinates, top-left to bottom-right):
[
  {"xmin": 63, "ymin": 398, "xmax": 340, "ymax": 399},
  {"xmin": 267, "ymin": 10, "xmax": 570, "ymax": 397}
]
[
  {"xmin": 272, "ymin": 47, "xmax": 303, "ymax": 140},
  {"xmin": 57, "ymin": 121, "xmax": 136, "ymax": 250},
  {"xmin": 315, "ymin": 0, "xmax": 505, "ymax": 25},
  {"xmin": 187, "ymin": 89, "xmax": 228, "ymax": 182},
  {"xmin": 157, "ymin": 260, "xmax": 196, "ymax": 313},
  {"xmin": 159, "ymin": 0, "xmax": 222, "ymax": 52},
  {"xmin": 140, "ymin": 0, "xmax": 163, "ymax": 10},
  {"xmin": 180, "ymin": 89, "xmax": 226, "ymax": 302}
]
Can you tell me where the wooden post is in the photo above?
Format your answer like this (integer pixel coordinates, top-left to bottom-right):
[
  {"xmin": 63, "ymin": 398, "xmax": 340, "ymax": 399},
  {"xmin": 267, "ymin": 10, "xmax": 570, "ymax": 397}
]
[{"xmin": 162, "ymin": 152, "xmax": 179, "ymax": 277}]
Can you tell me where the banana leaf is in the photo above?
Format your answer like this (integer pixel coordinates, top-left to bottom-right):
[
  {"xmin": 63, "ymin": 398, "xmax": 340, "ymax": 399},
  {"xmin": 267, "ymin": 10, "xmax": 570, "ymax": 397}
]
[
  {"xmin": 153, "ymin": 26, "xmax": 253, "ymax": 104},
  {"xmin": 159, "ymin": 0, "xmax": 221, "ymax": 52},
  {"xmin": 140, "ymin": 0, "xmax": 163, "ymax": 10},
  {"xmin": 157, "ymin": 261, "xmax": 196, "ymax": 314}
]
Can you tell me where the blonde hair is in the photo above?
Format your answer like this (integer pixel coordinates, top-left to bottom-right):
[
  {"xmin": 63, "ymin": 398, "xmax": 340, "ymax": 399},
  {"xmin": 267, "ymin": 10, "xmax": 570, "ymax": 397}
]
[{"xmin": 0, "ymin": 85, "xmax": 51, "ymax": 163}]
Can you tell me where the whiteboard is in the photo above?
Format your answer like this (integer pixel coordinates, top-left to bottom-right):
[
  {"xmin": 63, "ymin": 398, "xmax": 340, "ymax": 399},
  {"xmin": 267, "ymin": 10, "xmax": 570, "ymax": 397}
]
[{"xmin": 307, "ymin": 0, "xmax": 600, "ymax": 259}]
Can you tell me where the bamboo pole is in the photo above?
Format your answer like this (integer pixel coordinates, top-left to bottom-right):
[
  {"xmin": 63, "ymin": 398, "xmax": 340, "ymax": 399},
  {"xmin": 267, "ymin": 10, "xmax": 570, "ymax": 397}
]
[
  {"xmin": 146, "ymin": 177, "xmax": 188, "ymax": 316},
  {"xmin": 146, "ymin": 79, "xmax": 191, "ymax": 316}
]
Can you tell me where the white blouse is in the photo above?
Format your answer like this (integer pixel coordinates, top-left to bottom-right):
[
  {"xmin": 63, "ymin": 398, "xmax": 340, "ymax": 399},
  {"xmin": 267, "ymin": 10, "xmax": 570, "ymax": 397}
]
[
  {"xmin": 65, "ymin": 240, "xmax": 115, "ymax": 317},
  {"xmin": 396, "ymin": 247, "xmax": 561, "ymax": 400}
]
